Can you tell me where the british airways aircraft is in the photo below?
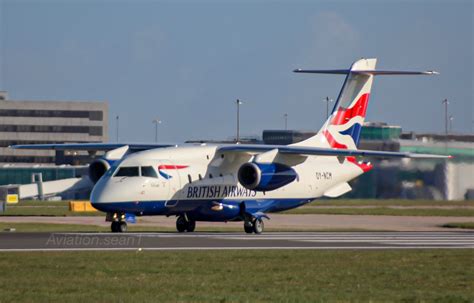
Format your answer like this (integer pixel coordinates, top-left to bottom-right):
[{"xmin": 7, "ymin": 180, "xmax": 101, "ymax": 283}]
[{"xmin": 12, "ymin": 58, "xmax": 448, "ymax": 233}]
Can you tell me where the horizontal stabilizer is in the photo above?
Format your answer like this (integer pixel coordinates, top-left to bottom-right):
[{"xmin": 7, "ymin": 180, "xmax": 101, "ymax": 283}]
[{"xmin": 293, "ymin": 69, "xmax": 439, "ymax": 76}]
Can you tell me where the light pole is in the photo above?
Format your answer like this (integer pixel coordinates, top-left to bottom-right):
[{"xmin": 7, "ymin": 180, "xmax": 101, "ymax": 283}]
[
  {"xmin": 449, "ymin": 115, "xmax": 454, "ymax": 134},
  {"xmin": 284, "ymin": 113, "xmax": 288, "ymax": 130},
  {"xmin": 116, "ymin": 115, "xmax": 119, "ymax": 142},
  {"xmin": 236, "ymin": 99, "xmax": 243, "ymax": 143},
  {"xmin": 152, "ymin": 119, "xmax": 162, "ymax": 142},
  {"xmin": 441, "ymin": 98, "xmax": 450, "ymax": 153},
  {"xmin": 442, "ymin": 99, "xmax": 449, "ymax": 138},
  {"xmin": 323, "ymin": 96, "xmax": 334, "ymax": 119}
]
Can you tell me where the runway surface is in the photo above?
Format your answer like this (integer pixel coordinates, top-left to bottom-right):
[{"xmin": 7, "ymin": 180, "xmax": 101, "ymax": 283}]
[{"xmin": 0, "ymin": 231, "xmax": 473, "ymax": 251}]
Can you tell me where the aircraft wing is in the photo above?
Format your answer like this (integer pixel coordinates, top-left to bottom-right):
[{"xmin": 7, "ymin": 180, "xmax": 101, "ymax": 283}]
[
  {"xmin": 9, "ymin": 143, "xmax": 176, "ymax": 151},
  {"xmin": 217, "ymin": 144, "xmax": 451, "ymax": 159}
]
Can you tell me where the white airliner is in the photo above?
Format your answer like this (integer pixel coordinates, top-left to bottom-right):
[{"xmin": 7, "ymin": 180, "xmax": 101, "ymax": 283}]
[{"xmin": 12, "ymin": 58, "xmax": 448, "ymax": 233}]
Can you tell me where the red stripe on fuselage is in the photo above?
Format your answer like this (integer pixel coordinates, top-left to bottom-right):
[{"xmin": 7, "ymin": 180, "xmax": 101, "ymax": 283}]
[
  {"xmin": 158, "ymin": 165, "xmax": 188, "ymax": 170},
  {"xmin": 330, "ymin": 93, "xmax": 370, "ymax": 125}
]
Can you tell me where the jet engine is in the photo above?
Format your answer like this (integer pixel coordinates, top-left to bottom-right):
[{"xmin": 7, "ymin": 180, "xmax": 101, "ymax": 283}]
[
  {"xmin": 237, "ymin": 162, "xmax": 297, "ymax": 191},
  {"xmin": 88, "ymin": 159, "xmax": 112, "ymax": 184},
  {"xmin": 88, "ymin": 145, "xmax": 129, "ymax": 184}
]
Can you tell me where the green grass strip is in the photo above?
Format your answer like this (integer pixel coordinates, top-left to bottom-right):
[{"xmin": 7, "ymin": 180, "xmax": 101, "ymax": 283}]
[
  {"xmin": 442, "ymin": 222, "xmax": 474, "ymax": 229},
  {"xmin": 0, "ymin": 250, "xmax": 472, "ymax": 302},
  {"xmin": 284, "ymin": 207, "xmax": 474, "ymax": 216}
]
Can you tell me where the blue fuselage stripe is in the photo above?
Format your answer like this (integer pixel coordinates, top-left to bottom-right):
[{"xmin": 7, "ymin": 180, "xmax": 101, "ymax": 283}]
[{"xmin": 91, "ymin": 198, "xmax": 312, "ymax": 221}]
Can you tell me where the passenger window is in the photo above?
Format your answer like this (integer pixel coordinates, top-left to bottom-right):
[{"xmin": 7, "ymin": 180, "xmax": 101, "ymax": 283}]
[
  {"xmin": 209, "ymin": 174, "xmax": 213, "ymax": 179},
  {"xmin": 115, "ymin": 166, "xmax": 139, "ymax": 177},
  {"xmin": 188, "ymin": 174, "xmax": 192, "ymax": 184},
  {"xmin": 141, "ymin": 166, "xmax": 158, "ymax": 178},
  {"xmin": 198, "ymin": 174, "xmax": 202, "ymax": 180}
]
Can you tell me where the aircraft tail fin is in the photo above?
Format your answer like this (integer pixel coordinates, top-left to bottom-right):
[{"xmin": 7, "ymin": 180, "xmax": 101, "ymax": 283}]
[{"xmin": 292, "ymin": 58, "xmax": 438, "ymax": 149}]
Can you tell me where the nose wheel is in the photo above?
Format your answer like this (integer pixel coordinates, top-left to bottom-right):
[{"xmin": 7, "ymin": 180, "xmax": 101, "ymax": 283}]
[
  {"xmin": 176, "ymin": 215, "xmax": 196, "ymax": 232},
  {"xmin": 111, "ymin": 221, "xmax": 127, "ymax": 233}
]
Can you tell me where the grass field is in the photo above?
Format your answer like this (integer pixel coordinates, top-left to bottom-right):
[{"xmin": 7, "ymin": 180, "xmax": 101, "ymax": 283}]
[
  {"xmin": 283, "ymin": 207, "xmax": 474, "ymax": 217},
  {"xmin": 0, "ymin": 222, "xmax": 110, "ymax": 232},
  {"xmin": 309, "ymin": 199, "xmax": 474, "ymax": 207},
  {"xmin": 0, "ymin": 250, "xmax": 472, "ymax": 302},
  {"xmin": 1, "ymin": 200, "xmax": 100, "ymax": 216},
  {"xmin": 2, "ymin": 199, "xmax": 474, "ymax": 217},
  {"xmin": 443, "ymin": 222, "xmax": 474, "ymax": 229}
]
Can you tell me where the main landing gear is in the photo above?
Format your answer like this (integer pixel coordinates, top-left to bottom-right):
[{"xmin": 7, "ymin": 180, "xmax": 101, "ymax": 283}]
[
  {"xmin": 176, "ymin": 215, "xmax": 196, "ymax": 233},
  {"xmin": 244, "ymin": 218, "xmax": 264, "ymax": 234}
]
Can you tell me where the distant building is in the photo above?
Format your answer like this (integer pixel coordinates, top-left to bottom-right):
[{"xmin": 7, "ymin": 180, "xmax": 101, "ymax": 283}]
[
  {"xmin": 262, "ymin": 130, "xmax": 316, "ymax": 145},
  {"xmin": 186, "ymin": 135, "xmax": 262, "ymax": 145},
  {"xmin": 0, "ymin": 165, "xmax": 87, "ymax": 186},
  {"xmin": 0, "ymin": 91, "xmax": 108, "ymax": 164},
  {"xmin": 262, "ymin": 122, "xmax": 400, "ymax": 151}
]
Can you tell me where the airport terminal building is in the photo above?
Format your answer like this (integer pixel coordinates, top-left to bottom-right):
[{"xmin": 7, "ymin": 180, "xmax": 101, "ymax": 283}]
[{"xmin": 0, "ymin": 91, "xmax": 108, "ymax": 164}]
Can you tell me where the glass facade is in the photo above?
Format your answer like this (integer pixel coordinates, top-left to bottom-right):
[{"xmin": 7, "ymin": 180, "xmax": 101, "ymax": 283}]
[
  {"xmin": 0, "ymin": 109, "xmax": 103, "ymax": 121},
  {"xmin": 360, "ymin": 126, "xmax": 402, "ymax": 140},
  {"xmin": 0, "ymin": 125, "xmax": 103, "ymax": 136},
  {"xmin": 0, "ymin": 167, "xmax": 87, "ymax": 186},
  {"xmin": 0, "ymin": 140, "xmax": 90, "ymax": 147},
  {"xmin": 0, "ymin": 156, "xmax": 55, "ymax": 164}
]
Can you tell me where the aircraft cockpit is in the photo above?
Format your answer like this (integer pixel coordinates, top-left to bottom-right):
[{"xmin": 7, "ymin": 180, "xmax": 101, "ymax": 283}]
[{"xmin": 113, "ymin": 165, "xmax": 158, "ymax": 178}]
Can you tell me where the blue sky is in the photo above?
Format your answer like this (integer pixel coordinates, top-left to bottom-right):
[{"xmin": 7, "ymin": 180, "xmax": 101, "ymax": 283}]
[{"xmin": 1, "ymin": 0, "xmax": 472, "ymax": 142}]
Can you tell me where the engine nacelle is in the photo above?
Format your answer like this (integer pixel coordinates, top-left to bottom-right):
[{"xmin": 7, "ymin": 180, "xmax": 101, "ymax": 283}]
[
  {"xmin": 88, "ymin": 159, "xmax": 112, "ymax": 184},
  {"xmin": 238, "ymin": 162, "xmax": 297, "ymax": 191}
]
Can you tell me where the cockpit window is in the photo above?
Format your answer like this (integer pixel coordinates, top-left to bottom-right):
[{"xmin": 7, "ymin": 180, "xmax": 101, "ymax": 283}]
[
  {"xmin": 141, "ymin": 166, "xmax": 158, "ymax": 178},
  {"xmin": 105, "ymin": 161, "xmax": 121, "ymax": 177},
  {"xmin": 115, "ymin": 166, "xmax": 139, "ymax": 177}
]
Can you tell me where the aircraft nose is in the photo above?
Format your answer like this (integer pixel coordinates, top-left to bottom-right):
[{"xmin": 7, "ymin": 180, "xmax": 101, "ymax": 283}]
[
  {"xmin": 90, "ymin": 177, "xmax": 112, "ymax": 204},
  {"xmin": 90, "ymin": 177, "xmax": 123, "ymax": 213},
  {"xmin": 90, "ymin": 181, "xmax": 103, "ymax": 204}
]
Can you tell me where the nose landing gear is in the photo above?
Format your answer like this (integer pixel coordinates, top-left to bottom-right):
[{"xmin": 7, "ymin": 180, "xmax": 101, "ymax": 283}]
[
  {"xmin": 176, "ymin": 214, "xmax": 196, "ymax": 232},
  {"xmin": 107, "ymin": 212, "xmax": 128, "ymax": 233},
  {"xmin": 111, "ymin": 221, "xmax": 127, "ymax": 233}
]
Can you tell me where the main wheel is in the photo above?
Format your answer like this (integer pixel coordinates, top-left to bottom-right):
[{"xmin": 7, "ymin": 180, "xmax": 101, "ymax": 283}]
[
  {"xmin": 176, "ymin": 216, "xmax": 187, "ymax": 233},
  {"xmin": 118, "ymin": 221, "xmax": 128, "ymax": 233},
  {"xmin": 244, "ymin": 223, "xmax": 253, "ymax": 234},
  {"xmin": 186, "ymin": 220, "xmax": 196, "ymax": 232},
  {"xmin": 252, "ymin": 218, "xmax": 264, "ymax": 234}
]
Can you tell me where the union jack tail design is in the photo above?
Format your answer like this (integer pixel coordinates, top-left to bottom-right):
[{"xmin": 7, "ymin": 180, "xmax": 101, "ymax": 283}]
[
  {"xmin": 291, "ymin": 58, "xmax": 439, "ymax": 174},
  {"xmin": 322, "ymin": 58, "xmax": 375, "ymax": 149},
  {"xmin": 292, "ymin": 58, "xmax": 438, "ymax": 150},
  {"xmin": 293, "ymin": 58, "xmax": 377, "ymax": 150}
]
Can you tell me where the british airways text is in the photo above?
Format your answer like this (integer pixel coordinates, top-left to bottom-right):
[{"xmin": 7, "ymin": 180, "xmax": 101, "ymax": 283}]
[{"xmin": 186, "ymin": 185, "xmax": 257, "ymax": 199}]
